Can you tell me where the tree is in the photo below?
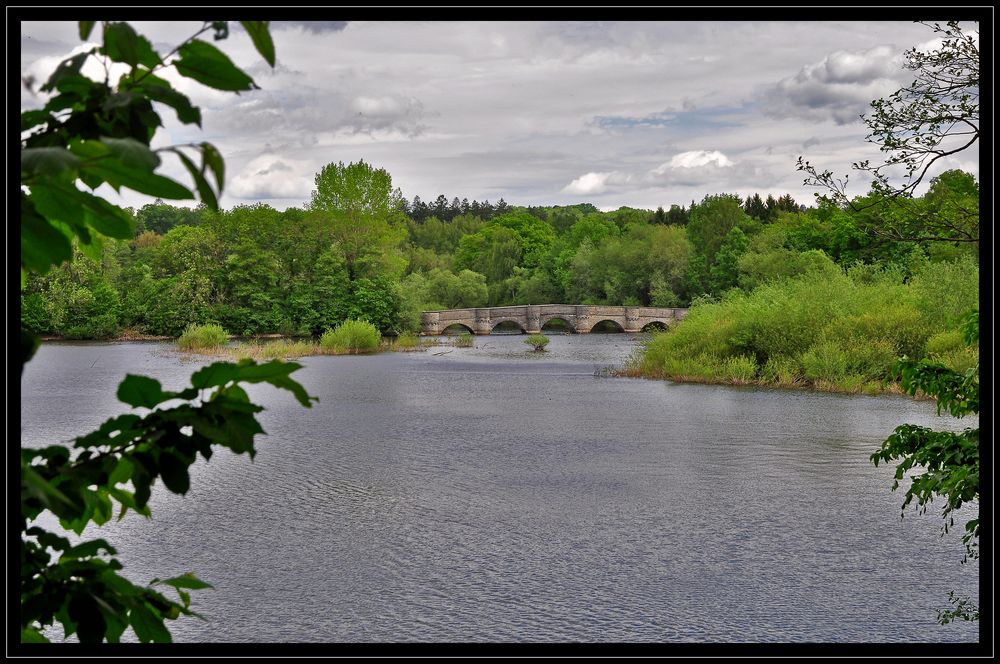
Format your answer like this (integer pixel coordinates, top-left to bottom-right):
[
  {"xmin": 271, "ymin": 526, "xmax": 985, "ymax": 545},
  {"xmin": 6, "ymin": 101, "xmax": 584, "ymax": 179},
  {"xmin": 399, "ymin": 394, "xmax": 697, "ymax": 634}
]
[
  {"xmin": 743, "ymin": 193, "xmax": 768, "ymax": 221},
  {"xmin": 308, "ymin": 160, "xmax": 408, "ymax": 281},
  {"xmin": 798, "ymin": 21, "xmax": 979, "ymax": 244},
  {"xmin": 709, "ymin": 226, "xmax": 750, "ymax": 294},
  {"xmin": 134, "ymin": 200, "xmax": 200, "ymax": 235},
  {"xmin": 20, "ymin": 21, "xmax": 317, "ymax": 644},
  {"xmin": 686, "ymin": 194, "xmax": 750, "ymax": 264},
  {"xmin": 664, "ymin": 204, "xmax": 689, "ymax": 226}
]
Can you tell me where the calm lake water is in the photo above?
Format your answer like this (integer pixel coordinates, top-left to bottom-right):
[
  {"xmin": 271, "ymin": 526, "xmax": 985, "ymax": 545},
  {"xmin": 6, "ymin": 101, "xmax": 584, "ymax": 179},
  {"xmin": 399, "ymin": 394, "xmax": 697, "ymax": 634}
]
[{"xmin": 21, "ymin": 335, "xmax": 979, "ymax": 643}]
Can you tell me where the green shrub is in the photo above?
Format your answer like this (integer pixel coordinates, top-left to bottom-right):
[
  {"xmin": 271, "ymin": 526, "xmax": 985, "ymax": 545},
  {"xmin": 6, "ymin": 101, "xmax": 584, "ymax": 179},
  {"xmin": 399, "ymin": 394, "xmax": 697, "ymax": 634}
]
[
  {"xmin": 455, "ymin": 332, "xmax": 474, "ymax": 347},
  {"xmin": 924, "ymin": 330, "xmax": 978, "ymax": 373},
  {"xmin": 524, "ymin": 334, "xmax": 550, "ymax": 351},
  {"xmin": 637, "ymin": 254, "xmax": 977, "ymax": 393},
  {"xmin": 177, "ymin": 323, "xmax": 229, "ymax": 350},
  {"xmin": 320, "ymin": 319, "xmax": 381, "ymax": 353},
  {"xmin": 800, "ymin": 341, "xmax": 848, "ymax": 382},
  {"xmin": 925, "ymin": 329, "xmax": 966, "ymax": 356}
]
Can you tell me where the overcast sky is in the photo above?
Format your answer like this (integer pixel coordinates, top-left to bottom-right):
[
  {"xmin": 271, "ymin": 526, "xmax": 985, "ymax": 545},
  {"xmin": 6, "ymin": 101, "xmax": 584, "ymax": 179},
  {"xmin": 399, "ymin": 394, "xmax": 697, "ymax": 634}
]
[{"xmin": 20, "ymin": 20, "xmax": 980, "ymax": 213}]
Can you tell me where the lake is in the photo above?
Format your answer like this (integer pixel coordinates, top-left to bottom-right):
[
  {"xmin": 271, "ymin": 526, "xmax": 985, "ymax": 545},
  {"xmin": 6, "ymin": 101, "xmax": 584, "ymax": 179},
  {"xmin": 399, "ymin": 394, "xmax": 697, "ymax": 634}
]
[{"xmin": 20, "ymin": 335, "xmax": 979, "ymax": 643}]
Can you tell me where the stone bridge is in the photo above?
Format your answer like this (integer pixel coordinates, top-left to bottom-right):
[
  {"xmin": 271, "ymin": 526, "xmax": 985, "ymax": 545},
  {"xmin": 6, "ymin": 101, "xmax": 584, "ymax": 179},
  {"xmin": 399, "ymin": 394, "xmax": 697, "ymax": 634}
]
[{"xmin": 420, "ymin": 304, "xmax": 688, "ymax": 335}]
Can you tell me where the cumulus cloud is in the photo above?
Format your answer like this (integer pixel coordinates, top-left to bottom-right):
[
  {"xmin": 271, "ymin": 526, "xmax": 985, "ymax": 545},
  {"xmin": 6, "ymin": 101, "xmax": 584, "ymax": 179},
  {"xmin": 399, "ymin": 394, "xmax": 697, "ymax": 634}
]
[
  {"xmin": 661, "ymin": 150, "xmax": 734, "ymax": 170},
  {"xmin": 561, "ymin": 171, "xmax": 631, "ymax": 195},
  {"xmin": 763, "ymin": 45, "xmax": 904, "ymax": 124}
]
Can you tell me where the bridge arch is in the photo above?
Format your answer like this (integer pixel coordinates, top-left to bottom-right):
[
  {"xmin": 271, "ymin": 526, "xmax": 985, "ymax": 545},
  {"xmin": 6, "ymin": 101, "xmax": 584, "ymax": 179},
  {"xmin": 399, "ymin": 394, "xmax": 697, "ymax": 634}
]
[
  {"xmin": 589, "ymin": 319, "xmax": 626, "ymax": 333},
  {"xmin": 490, "ymin": 318, "xmax": 527, "ymax": 334},
  {"xmin": 540, "ymin": 315, "xmax": 574, "ymax": 332},
  {"xmin": 640, "ymin": 320, "xmax": 670, "ymax": 333},
  {"xmin": 440, "ymin": 322, "xmax": 475, "ymax": 335}
]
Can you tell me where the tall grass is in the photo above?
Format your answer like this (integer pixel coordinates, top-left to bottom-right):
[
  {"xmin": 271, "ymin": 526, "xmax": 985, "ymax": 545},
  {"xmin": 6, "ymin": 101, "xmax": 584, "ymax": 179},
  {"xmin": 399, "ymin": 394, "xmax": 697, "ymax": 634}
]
[
  {"xmin": 320, "ymin": 319, "xmax": 382, "ymax": 353},
  {"xmin": 636, "ymin": 259, "xmax": 978, "ymax": 393},
  {"xmin": 177, "ymin": 323, "xmax": 229, "ymax": 350}
]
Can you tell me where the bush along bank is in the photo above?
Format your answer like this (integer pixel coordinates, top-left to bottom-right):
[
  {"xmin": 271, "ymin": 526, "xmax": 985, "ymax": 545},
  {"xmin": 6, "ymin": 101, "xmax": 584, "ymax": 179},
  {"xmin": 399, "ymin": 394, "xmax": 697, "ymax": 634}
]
[{"xmin": 627, "ymin": 256, "xmax": 978, "ymax": 395}]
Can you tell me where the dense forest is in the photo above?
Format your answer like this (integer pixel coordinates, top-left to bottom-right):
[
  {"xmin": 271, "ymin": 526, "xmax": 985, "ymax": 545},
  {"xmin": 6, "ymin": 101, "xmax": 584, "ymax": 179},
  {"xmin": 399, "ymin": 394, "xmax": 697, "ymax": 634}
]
[{"xmin": 22, "ymin": 160, "xmax": 978, "ymax": 350}]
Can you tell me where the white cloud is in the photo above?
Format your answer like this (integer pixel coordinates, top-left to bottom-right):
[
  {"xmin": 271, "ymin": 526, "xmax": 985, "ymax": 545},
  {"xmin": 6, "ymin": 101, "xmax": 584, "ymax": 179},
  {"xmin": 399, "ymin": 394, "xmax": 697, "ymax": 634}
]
[
  {"xmin": 662, "ymin": 150, "xmax": 734, "ymax": 170},
  {"xmin": 562, "ymin": 172, "xmax": 614, "ymax": 195}
]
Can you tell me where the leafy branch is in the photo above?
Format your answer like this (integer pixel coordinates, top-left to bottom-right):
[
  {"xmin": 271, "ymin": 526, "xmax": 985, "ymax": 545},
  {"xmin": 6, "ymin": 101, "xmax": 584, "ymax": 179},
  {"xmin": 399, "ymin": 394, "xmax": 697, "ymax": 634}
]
[
  {"xmin": 20, "ymin": 21, "xmax": 316, "ymax": 645},
  {"xmin": 797, "ymin": 21, "xmax": 979, "ymax": 245},
  {"xmin": 870, "ymin": 308, "xmax": 979, "ymax": 622}
]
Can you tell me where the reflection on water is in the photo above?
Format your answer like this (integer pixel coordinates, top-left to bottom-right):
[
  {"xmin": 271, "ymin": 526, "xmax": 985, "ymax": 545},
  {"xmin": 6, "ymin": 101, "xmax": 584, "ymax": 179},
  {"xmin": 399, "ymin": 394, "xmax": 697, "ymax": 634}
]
[{"xmin": 21, "ymin": 338, "xmax": 979, "ymax": 643}]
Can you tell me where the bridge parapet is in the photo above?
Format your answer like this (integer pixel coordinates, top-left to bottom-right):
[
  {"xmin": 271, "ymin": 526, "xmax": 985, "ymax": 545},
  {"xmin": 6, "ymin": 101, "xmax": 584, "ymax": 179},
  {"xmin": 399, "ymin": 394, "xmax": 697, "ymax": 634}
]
[{"xmin": 421, "ymin": 304, "xmax": 688, "ymax": 335}]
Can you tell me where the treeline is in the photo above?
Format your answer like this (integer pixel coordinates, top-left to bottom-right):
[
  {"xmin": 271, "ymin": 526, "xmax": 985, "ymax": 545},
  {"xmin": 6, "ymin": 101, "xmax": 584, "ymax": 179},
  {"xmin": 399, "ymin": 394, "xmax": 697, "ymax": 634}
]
[{"xmin": 21, "ymin": 160, "xmax": 979, "ymax": 347}]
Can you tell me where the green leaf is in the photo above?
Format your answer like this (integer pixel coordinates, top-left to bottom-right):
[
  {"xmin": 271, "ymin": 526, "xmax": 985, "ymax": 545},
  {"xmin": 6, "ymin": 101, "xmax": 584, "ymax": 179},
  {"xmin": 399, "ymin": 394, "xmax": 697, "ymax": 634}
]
[
  {"xmin": 157, "ymin": 452, "xmax": 191, "ymax": 495},
  {"xmin": 98, "ymin": 605, "xmax": 128, "ymax": 644},
  {"xmin": 191, "ymin": 360, "xmax": 316, "ymax": 407},
  {"xmin": 101, "ymin": 136, "xmax": 161, "ymax": 171},
  {"xmin": 72, "ymin": 139, "xmax": 193, "ymax": 199},
  {"xmin": 21, "ymin": 147, "xmax": 81, "ymax": 179},
  {"xmin": 21, "ymin": 198, "xmax": 74, "ymax": 273},
  {"xmin": 175, "ymin": 39, "xmax": 257, "ymax": 92},
  {"xmin": 77, "ymin": 233, "xmax": 105, "ymax": 262},
  {"xmin": 155, "ymin": 572, "xmax": 213, "ymax": 591},
  {"xmin": 21, "ymin": 329, "xmax": 40, "ymax": 375},
  {"xmin": 60, "ymin": 538, "xmax": 118, "ymax": 561},
  {"xmin": 40, "ymin": 51, "xmax": 91, "ymax": 93},
  {"xmin": 109, "ymin": 457, "xmax": 135, "ymax": 485},
  {"xmin": 49, "ymin": 73, "xmax": 99, "ymax": 98},
  {"xmin": 110, "ymin": 165, "xmax": 191, "ymax": 199},
  {"xmin": 201, "ymin": 142, "xmax": 225, "ymax": 191},
  {"xmin": 79, "ymin": 21, "xmax": 96, "ymax": 41},
  {"xmin": 27, "ymin": 526, "xmax": 71, "ymax": 552},
  {"xmin": 189, "ymin": 361, "xmax": 241, "ymax": 389},
  {"xmin": 241, "ymin": 21, "xmax": 275, "ymax": 67},
  {"xmin": 108, "ymin": 486, "xmax": 152, "ymax": 519},
  {"xmin": 117, "ymin": 374, "xmax": 173, "ymax": 408},
  {"xmin": 22, "ymin": 463, "xmax": 80, "ymax": 516},
  {"xmin": 74, "ymin": 413, "xmax": 142, "ymax": 448},
  {"xmin": 69, "ymin": 593, "xmax": 108, "ymax": 644},
  {"xmin": 21, "ymin": 627, "xmax": 50, "ymax": 643},
  {"xmin": 21, "ymin": 109, "xmax": 53, "ymax": 132},
  {"xmin": 174, "ymin": 149, "xmax": 219, "ymax": 210},
  {"xmin": 28, "ymin": 180, "xmax": 85, "ymax": 228},
  {"xmin": 132, "ymin": 76, "xmax": 202, "ymax": 126},
  {"xmin": 28, "ymin": 178, "xmax": 133, "ymax": 240},
  {"xmin": 90, "ymin": 489, "xmax": 114, "ymax": 525},
  {"xmin": 102, "ymin": 22, "xmax": 160, "ymax": 69},
  {"xmin": 129, "ymin": 603, "xmax": 172, "ymax": 643}
]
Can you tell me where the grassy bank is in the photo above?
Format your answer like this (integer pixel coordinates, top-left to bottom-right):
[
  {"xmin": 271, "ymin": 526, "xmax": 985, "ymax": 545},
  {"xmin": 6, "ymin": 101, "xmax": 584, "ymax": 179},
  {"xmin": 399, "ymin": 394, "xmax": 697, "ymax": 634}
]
[{"xmin": 629, "ymin": 257, "xmax": 978, "ymax": 395}]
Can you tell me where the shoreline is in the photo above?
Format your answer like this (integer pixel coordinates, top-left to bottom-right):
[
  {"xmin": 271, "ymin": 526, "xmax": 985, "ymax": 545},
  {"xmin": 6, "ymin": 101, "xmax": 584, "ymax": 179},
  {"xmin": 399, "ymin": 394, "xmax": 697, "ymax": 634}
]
[
  {"xmin": 615, "ymin": 366, "xmax": 927, "ymax": 399},
  {"xmin": 37, "ymin": 335, "xmax": 933, "ymax": 400}
]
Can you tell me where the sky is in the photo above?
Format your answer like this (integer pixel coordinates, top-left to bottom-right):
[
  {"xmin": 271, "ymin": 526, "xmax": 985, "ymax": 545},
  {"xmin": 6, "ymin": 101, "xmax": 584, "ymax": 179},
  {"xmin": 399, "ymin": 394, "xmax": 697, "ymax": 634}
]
[{"xmin": 19, "ymin": 19, "xmax": 980, "ymax": 213}]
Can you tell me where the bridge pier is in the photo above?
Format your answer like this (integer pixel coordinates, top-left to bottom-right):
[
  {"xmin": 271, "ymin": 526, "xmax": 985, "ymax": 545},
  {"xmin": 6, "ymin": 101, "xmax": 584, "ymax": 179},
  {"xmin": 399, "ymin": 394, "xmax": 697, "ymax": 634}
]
[
  {"xmin": 624, "ymin": 307, "xmax": 640, "ymax": 334},
  {"xmin": 525, "ymin": 305, "xmax": 541, "ymax": 334},
  {"xmin": 474, "ymin": 308, "xmax": 492, "ymax": 335}
]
